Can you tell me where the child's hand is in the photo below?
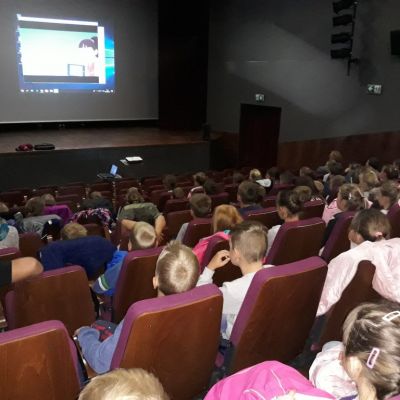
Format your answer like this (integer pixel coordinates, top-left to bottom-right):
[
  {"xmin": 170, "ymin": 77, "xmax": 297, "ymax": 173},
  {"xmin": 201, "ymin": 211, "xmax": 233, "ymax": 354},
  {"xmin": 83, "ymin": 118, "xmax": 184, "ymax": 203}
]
[{"xmin": 208, "ymin": 250, "xmax": 230, "ymax": 270}]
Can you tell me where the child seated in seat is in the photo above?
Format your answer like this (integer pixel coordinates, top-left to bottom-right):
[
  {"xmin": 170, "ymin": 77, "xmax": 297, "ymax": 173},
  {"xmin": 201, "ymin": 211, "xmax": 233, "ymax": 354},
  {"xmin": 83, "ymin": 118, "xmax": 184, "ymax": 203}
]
[
  {"xmin": 317, "ymin": 208, "xmax": 397, "ymax": 317},
  {"xmin": 197, "ymin": 220, "xmax": 270, "ymax": 340},
  {"xmin": 92, "ymin": 221, "xmax": 157, "ymax": 296},
  {"xmin": 176, "ymin": 193, "xmax": 212, "ymax": 242},
  {"xmin": 75, "ymin": 241, "xmax": 200, "ymax": 374}
]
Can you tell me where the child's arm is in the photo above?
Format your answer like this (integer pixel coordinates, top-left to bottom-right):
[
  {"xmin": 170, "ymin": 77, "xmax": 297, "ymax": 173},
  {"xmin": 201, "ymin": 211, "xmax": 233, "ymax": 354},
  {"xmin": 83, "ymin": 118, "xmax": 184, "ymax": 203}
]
[{"xmin": 197, "ymin": 250, "xmax": 231, "ymax": 286}]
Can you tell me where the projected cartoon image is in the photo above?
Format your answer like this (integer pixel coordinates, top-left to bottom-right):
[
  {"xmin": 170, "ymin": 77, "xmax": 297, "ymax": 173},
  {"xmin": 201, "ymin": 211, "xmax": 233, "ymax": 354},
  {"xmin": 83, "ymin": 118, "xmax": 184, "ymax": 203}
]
[{"xmin": 16, "ymin": 15, "xmax": 115, "ymax": 93}]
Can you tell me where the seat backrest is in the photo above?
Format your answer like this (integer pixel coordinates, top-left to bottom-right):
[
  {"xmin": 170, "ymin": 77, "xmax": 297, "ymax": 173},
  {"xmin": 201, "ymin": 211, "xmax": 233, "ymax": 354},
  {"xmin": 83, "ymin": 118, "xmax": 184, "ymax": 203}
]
[
  {"xmin": 268, "ymin": 184, "xmax": 295, "ymax": 196},
  {"xmin": 163, "ymin": 198, "xmax": 189, "ymax": 214},
  {"xmin": 4, "ymin": 265, "xmax": 96, "ymax": 335},
  {"xmin": 112, "ymin": 247, "xmax": 163, "ymax": 323},
  {"xmin": 301, "ymin": 200, "xmax": 325, "ymax": 219},
  {"xmin": 89, "ymin": 182, "xmax": 112, "ymax": 192},
  {"xmin": 321, "ymin": 211, "xmax": 355, "ymax": 263},
  {"xmin": 0, "ymin": 190, "xmax": 24, "ymax": 207},
  {"xmin": 182, "ymin": 218, "xmax": 212, "ymax": 247},
  {"xmin": 112, "ymin": 285, "xmax": 223, "ymax": 400},
  {"xmin": 243, "ymin": 207, "xmax": 281, "ymax": 229},
  {"xmin": 388, "ymin": 203, "xmax": 400, "ymax": 238},
  {"xmin": 58, "ymin": 185, "xmax": 86, "ymax": 197},
  {"xmin": 201, "ymin": 238, "xmax": 243, "ymax": 286},
  {"xmin": 0, "ymin": 320, "xmax": 81, "ymax": 400},
  {"xmin": 19, "ymin": 232, "xmax": 44, "ymax": 258},
  {"xmin": 0, "ymin": 247, "xmax": 22, "ymax": 261},
  {"xmin": 228, "ymin": 257, "xmax": 327, "ymax": 374},
  {"xmin": 262, "ymin": 196, "xmax": 277, "ymax": 208},
  {"xmin": 266, "ymin": 218, "xmax": 326, "ymax": 265},
  {"xmin": 166, "ymin": 209, "xmax": 192, "ymax": 239},
  {"xmin": 318, "ymin": 260, "xmax": 382, "ymax": 345},
  {"xmin": 224, "ymin": 184, "xmax": 239, "ymax": 203},
  {"xmin": 210, "ymin": 192, "xmax": 230, "ymax": 210}
]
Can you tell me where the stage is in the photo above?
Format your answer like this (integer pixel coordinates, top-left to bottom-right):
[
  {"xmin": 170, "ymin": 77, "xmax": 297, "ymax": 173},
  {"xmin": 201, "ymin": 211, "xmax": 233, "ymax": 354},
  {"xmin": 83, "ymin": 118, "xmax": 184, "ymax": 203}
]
[{"xmin": 0, "ymin": 126, "xmax": 210, "ymax": 190}]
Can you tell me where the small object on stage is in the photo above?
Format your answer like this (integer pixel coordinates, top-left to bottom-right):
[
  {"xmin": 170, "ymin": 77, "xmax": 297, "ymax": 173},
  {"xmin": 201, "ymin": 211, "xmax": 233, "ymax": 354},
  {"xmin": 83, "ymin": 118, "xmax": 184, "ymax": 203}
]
[{"xmin": 125, "ymin": 156, "xmax": 143, "ymax": 164}]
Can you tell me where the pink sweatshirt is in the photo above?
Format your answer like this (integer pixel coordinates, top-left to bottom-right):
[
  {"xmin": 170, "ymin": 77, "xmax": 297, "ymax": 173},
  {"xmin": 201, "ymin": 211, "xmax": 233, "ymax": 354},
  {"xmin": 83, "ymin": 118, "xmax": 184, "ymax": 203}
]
[{"xmin": 317, "ymin": 238, "xmax": 400, "ymax": 316}]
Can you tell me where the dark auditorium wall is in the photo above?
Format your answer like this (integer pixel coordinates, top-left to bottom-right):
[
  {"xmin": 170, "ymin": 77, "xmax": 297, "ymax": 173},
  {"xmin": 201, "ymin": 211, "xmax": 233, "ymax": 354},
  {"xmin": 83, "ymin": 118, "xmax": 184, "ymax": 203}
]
[
  {"xmin": 207, "ymin": 0, "xmax": 400, "ymax": 143},
  {"xmin": 158, "ymin": 0, "xmax": 209, "ymax": 130}
]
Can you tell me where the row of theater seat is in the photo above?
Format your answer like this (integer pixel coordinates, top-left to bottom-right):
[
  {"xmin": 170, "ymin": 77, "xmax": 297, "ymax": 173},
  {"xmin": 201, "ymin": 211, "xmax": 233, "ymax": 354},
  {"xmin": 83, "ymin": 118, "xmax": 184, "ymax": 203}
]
[{"xmin": 0, "ymin": 255, "xmax": 381, "ymax": 399}]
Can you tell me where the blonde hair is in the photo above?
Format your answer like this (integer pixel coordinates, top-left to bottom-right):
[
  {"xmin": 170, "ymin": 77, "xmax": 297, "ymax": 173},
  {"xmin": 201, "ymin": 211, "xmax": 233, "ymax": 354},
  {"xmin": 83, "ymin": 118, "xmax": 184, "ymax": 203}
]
[
  {"xmin": 293, "ymin": 185, "xmax": 312, "ymax": 203},
  {"xmin": 25, "ymin": 197, "xmax": 45, "ymax": 216},
  {"xmin": 0, "ymin": 202, "xmax": 9, "ymax": 213},
  {"xmin": 212, "ymin": 205, "xmax": 243, "ymax": 233},
  {"xmin": 343, "ymin": 301, "xmax": 400, "ymax": 400},
  {"xmin": 249, "ymin": 169, "xmax": 262, "ymax": 182},
  {"xmin": 78, "ymin": 368, "xmax": 169, "ymax": 400},
  {"xmin": 350, "ymin": 209, "xmax": 391, "ymax": 242},
  {"xmin": 360, "ymin": 168, "xmax": 380, "ymax": 191},
  {"xmin": 61, "ymin": 222, "xmax": 88, "ymax": 240},
  {"xmin": 230, "ymin": 220, "xmax": 268, "ymax": 263},
  {"xmin": 339, "ymin": 184, "xmax": 368, "ymax": 211},
  {"xmin": 155, "ymin": 241, "xmax": 199, "ymax": 295},
  {"xmin": 380, "ymin": 181, "xmax": 399, "ymax": 208},
  {"xmin": 129, "ymin": 221, "xmax": 157, "ymax": 250}
]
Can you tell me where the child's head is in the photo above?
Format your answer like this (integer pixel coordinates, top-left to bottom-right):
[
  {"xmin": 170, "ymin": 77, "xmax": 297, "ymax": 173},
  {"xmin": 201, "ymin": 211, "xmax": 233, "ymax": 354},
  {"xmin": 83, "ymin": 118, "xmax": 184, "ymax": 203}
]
[
  {"xmin": 189, "ymin": 193, "xmax": 211, "ymax": 218},
  {"xmin": 204, "ymin": 179, "xmax": 218, "ymax": 195},
  {"xmin": 129, "ymin": 221, "xmax": 157, "ymax": 251},
  {"xmin": 193, "ymin": 172, "xmax": 207, "ymax": 187},
  {"xmin": 229, "ymin": 220, "xmax": 268, "ymax": 266},
  {"xmin": 327, "ymin": 160, "xmax": 344, "ymax": 176},
  {"xmin": 163, "ymin": 174, "xmax": 177, "ymax": 191},
  {"xmin": 61, "ymin": 222, "xmax": 88, "ymax": 240},
  {"xmin": 299, "ymin": 166, "xmax": 314, "ymax": 178},
  {"xmin": 359, "ymin": 168, "xmax": 379, "ymax": 191},
  {"xmin": 380, "ymin": 164, "xmax": 399, "ymax": 182},
  {"xmin": 126, "ymin": 187, "xmax": 144, "ymax": 204},
  {"xmin": 276, "ymin": 189, "xmax": 303, "ymax": 220},
  {"xmin": 266, "ymin": 166, "xmax": 280, "ymax": 182},
  {"xmin": 366, "ymin": 156, "xmax": 381, "ymax": 172},
  {"xmin": 232, "ymin": 172, "xmax": 245, "ymax": 185},
  {"xmin": 25, "ymin": 197, "xmax": 45, "ymax": 216},
  {"xmin": 329, "ymin": 150, "xmax": 343, "ymax": 164},
  {"xmin": 249, "ymin": 169, "xmax": 262, "ymax": 182},
  {"xmin": 238, "ymin": 181, "xmax": 265, "ymax": 206},
  {"xmin": 41, "ymin": 193, "xmax": 56, "ymax": 206},
  {"xmin": 295, "ymin": 176, "xmax": 319, "ymax": 195},
  {"xmin": 78, "ymin": 368, "xmax": 169, "ymax": 400},
  {"xmin": 212, "ymin": 205, "xmax": 243, "ymax": 233},
  {"xmin": 378, "ymin": 181, "xmax": 399, "ymax": 210},
  {"xmin": 153, "ymin": 241, "xmax": 199, "ymax": 296},
  {"xmin": 279, "ymin": 170, "xmax": 295, "ymax": 185},
  {"xmin": 293, "ymin": 186, "xmax": 312, "ymax": 204},
  {"xmin": 348, "ymin": 208, "xmax": 391, "ymax": 245},
  {"xmin": 172, "ymin": 187, "xmax": 185, "ymax": 199},
  {"xmin": 338, "ymin": 184, "xmax": 367, "ymax": 212},
  {"xmin": 342, "ymin": 301, "xmax": 400, "ymax": 400},
  {"xmin": 90, "ymin": 191, "xmax": 103, "ymax": 200}
]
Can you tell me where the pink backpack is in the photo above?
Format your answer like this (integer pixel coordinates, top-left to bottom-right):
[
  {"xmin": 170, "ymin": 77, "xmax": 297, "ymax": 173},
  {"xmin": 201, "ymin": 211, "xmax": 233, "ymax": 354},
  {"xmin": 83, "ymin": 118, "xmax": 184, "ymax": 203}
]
[
  {"xmin": 205, "ymin": 361, "xmax": 334, "ymax": 400},
  {"xmin": 192, "ymin": 231, "xmax": 230, "ymax": 267}
]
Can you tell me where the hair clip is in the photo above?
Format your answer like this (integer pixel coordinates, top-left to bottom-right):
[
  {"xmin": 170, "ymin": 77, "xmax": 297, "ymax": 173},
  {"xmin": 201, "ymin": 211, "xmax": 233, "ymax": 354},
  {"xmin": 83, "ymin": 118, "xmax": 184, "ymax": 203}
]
[
  {"xmin": 383, "ymin": 310, "xmax": 400, "ymax": 322},
  {"xmin": 366, "ymin": 347, "xmax": 380, "ymax": 369}
]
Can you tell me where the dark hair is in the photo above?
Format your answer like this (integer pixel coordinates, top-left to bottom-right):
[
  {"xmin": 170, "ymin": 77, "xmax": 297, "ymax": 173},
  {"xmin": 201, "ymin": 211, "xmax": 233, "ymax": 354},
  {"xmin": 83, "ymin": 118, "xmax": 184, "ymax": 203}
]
[
  {"xmin": 279, "ymin": 170, "xmax": 295, "ymax": 184},
  {"xmin": 203, "ymin": 179, "xmax": 219, "ymax": 195},
  {"xmin": 267, "ymin": 167, "xmax": 280, "ymax": 181},
  {"xmin": 299, "ymin": 166, "xmax": 314, "ymax": 178},
  {"xmin": 189, "ymin": 194, "xmax": 211, "ymax": 218},
  {"xmin": 367, "ymin": 157, "xmax": 381, "ymax": 171},
  {"xmin": 276, "ymin": 189, "xmax": 304, "ymax": 216},
  {"xmin": 193, "ymin": 172, "xmax": 207, "ymax": 186},
  {"xmin": 327, "ymin": 161, "xmax": 344, "ymax": 176},
  {"xmin": 232, "ymin": 172, "xmax": 245, "ymax": 185},
  {"xmin": 163, "ymin": 175, "xmax": 177, "ymax": 191},
  {"xmin": 329, "ymin": 150, "xmax": 343, "ymax": 163},
  {"xmin": 238, "ymin": 181, "xmax": 265, "ymax": 205},
  {"xmin": 381, "ymin": 164, "xmax": 399, "ymax": 181},
  {"xmin": 295, "ymin": 176, "xmax": 319, "ymax": 195},
  {"xmin": 90, "ymin": 191, "xmax": 103, "ymax": 200},
  {"xmin": 79, "ymin": 36, "xmax": 98, "ymax": 52},
  {"xmin": 350, "ymin": 208, "xmax": 391, "ymax": 242}
]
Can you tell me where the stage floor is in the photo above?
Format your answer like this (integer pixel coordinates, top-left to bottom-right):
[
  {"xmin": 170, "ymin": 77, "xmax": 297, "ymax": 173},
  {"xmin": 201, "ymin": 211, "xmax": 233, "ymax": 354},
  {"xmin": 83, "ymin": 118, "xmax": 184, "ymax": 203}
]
[{"xmin": 0, "ymin": 127, "xmax": 203, "ymax": 154}]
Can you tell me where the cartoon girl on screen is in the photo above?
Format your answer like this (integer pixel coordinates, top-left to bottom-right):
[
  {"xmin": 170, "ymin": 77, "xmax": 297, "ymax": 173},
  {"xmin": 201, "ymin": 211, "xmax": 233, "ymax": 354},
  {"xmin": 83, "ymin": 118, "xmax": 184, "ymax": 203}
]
[{"xmin": 78, "ymin": 36, "xmax": 98, "ymax": 77}]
